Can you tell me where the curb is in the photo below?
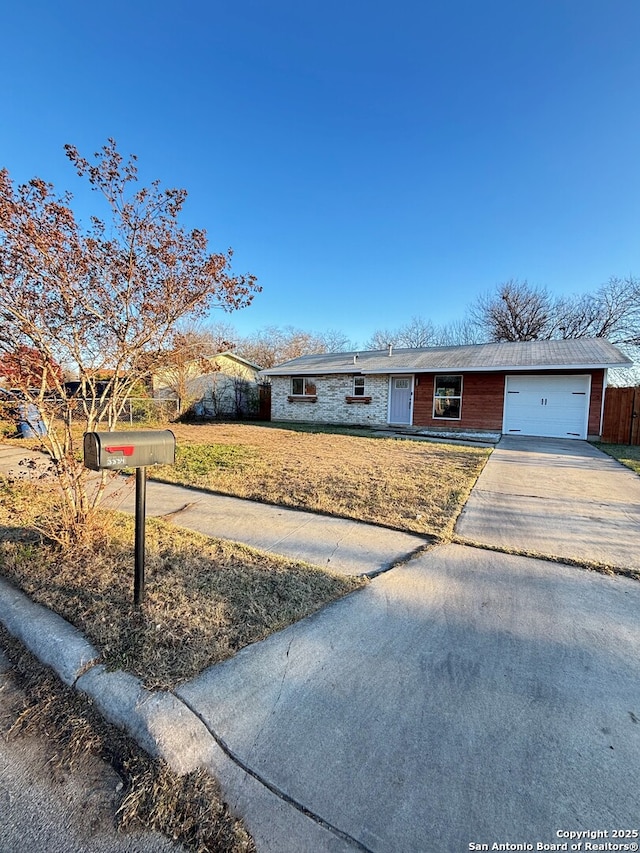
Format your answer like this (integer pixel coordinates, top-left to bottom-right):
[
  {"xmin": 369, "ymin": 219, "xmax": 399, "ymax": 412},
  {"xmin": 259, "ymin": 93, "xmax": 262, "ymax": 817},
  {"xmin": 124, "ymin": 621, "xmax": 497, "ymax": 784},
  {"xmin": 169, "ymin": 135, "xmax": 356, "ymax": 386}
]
[
  {"xmin": 0, "ymin": 576, "xmax": 216, "ymax": 775},
  {"xmin": 0, "ymin": 577, "xmax": 365, "ymax": 851},
  {"xmin": 0, "ymin": 576, "xmax": 99, "ymax": 686}
]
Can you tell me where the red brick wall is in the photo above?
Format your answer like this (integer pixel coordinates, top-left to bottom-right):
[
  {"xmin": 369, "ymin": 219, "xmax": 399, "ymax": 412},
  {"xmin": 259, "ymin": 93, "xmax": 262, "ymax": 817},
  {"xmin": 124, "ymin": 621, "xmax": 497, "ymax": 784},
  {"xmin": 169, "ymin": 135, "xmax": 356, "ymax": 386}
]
[
  {"xmin": 413, "ymin": 372, "xmax": 504, "ymax": 429},
  {"xmin": 412, "ymin": 369, "xmax": 605, "ymax": 434}
]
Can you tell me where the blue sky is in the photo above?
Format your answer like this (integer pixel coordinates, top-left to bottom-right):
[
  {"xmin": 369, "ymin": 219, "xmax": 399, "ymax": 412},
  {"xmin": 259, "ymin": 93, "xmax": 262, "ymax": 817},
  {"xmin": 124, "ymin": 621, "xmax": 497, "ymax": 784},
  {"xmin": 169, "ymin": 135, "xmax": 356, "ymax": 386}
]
[{"xmin": 2, "ymin": 1, "xmax": 639, "ymax": 346}]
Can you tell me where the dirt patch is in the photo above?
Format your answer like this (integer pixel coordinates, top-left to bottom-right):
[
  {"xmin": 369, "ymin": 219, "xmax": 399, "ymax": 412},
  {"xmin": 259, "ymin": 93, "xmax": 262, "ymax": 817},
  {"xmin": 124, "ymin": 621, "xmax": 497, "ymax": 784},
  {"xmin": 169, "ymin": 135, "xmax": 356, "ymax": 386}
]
[{"xmin": 0, "ymin": 633, "xmax": 254, "ymax": 852}]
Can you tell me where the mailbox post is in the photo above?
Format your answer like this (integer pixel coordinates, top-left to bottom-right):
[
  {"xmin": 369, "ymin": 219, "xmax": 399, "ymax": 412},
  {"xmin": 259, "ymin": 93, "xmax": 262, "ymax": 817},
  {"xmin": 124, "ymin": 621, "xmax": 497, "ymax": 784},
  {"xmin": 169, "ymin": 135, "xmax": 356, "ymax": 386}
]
[
  {"xmin": 134, "ymin": 466, "xmax": 146, "ymax": 606},
  {"xmin": 84, "ymin": 430, "xmax": 176, "ymax": 605}
]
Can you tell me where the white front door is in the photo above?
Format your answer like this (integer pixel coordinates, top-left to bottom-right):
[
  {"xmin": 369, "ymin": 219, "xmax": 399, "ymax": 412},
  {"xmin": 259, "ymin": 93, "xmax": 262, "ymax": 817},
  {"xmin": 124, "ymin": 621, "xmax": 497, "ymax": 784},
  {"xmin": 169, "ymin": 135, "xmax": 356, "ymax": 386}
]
[
  {"xmin": 503, "ymin": 375, "xmax": 590, "ymax": 439},
  {"xmin": 389, "ymin": 375, "xmax": 413, "ymax": 424}
]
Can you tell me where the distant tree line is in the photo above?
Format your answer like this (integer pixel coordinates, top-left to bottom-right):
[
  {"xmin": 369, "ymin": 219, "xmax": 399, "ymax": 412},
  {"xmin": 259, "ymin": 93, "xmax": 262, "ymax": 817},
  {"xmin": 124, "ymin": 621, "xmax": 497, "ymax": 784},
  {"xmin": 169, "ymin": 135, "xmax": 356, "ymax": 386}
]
[
  {"xmin": 184, "ymin": 321, "xmax": 356, "ymax": 369},
  {"xmin": 191, "ymin": 276, "xmax": 639, "ymax": 371}
]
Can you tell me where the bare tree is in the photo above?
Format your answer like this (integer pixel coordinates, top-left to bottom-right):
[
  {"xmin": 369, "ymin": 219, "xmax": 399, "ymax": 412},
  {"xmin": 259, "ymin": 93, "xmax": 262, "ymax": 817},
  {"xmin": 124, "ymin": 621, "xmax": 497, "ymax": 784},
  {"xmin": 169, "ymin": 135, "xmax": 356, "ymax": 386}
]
[
  {"xmin": 203, "ymin": 319, "xmax": 239, "ymax": 351},
  {"xmin": 366, "ymin": 316, "xmax": 478, "ymax": 350},
  {"xmin": 364, "ymin": 328, "xmax": 403, "ymax": 350},
  {"xmin": 470, "ymin": 280, "xmax": 555, "ymax": 342},
  {"xmin": 471, "ymin": 276, "xmax": 640, "ymax": 344},
  {"xmin": 398, "ymin": 316, "xmax": 437, "ymax": 348},
  {"xmin": 317, "ymin": 328, "xmax": 355, "ymax": 353},
  {"xmin": 581, "ymin": 276, "xmax": 639, "ymax": 344},
  {"xmin": 0, "ymin": 139, "xmax": 259, "ymax": 540},
  {"xmin": 434, "ymin": 318, "xmax": 485, "ymax": 346},
  {"xmin": 237, "ymin": 325, "xmax": 351, "ymax": 368},
  {"xmin": 365, "ymin": 317, "xmax": 435, "ymax": 350}
]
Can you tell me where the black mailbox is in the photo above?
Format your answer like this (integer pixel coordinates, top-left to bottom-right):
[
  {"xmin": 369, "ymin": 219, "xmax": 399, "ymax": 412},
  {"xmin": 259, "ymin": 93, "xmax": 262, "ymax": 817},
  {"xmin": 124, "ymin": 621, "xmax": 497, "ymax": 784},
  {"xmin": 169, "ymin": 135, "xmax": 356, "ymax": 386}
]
[{"xmin": 83, "ymin": 429, "xmax": 176, "ymax": 471}]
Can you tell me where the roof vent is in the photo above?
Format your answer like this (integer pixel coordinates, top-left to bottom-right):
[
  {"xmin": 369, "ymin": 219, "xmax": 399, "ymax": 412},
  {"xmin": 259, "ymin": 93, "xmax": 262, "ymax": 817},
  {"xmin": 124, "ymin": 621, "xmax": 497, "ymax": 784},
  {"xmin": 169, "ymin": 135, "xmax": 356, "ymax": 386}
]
[
  {"xmin": 388, "ymin": 343, "xmax": 393, "ymax": 356},
  {"xmin": 353, "ymin": 353, "xmax": 359, "ymax": 364}
]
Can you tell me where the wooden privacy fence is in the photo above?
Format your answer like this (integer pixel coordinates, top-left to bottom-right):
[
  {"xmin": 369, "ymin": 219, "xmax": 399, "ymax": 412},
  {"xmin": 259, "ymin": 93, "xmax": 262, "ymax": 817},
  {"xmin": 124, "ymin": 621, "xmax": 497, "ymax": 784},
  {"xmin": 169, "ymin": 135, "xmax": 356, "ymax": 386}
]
[
  {"xmin": 601, "ymin": 386, "xmax": 640, "ymax": 445},
  {"xmin": 258, "ymin": 383, "xmax": 272, "ymax": 421}
]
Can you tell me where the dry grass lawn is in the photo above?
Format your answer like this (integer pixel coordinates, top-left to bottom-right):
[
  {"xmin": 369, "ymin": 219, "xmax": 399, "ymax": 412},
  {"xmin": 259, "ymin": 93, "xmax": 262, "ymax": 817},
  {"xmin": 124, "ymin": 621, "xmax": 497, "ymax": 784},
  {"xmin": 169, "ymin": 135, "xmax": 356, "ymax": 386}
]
[
  {"xmin": 594, "ymin": 442, "xmax": 640, "ymax": 476},
  {"xmin": 0, "ymin": 479, "xmax": 363, "ymax": 690},
  {"xmin": 154, "ymin": 422, "xmax": 490, "ymax": 536},
  {"xmin": 0, "ymin": 422, "xmax": 488, "ymax": 686}
]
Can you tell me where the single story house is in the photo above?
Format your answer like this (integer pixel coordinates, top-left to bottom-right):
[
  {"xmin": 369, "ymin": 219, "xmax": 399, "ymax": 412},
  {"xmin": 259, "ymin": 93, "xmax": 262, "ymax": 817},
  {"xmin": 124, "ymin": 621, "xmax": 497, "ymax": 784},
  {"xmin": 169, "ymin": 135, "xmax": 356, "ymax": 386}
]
[
  {"xmin": 262, "ymin": 338, "xmax": 632, "ymax": 440},
  {"xmin": 153, "ymin": 351, "xmax": 263, "ymax": 418}
]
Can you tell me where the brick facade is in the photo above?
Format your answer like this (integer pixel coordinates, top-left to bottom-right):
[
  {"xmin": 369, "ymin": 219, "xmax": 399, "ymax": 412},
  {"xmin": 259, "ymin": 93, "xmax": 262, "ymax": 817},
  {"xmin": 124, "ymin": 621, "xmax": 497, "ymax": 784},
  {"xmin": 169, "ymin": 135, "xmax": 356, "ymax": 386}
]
[
  {"xmin": 413, "ymin": 369, "xmax": 605, "ymax": 436},
  {"xmin": 413, "ymin": 372, "xmax": 505, "ymax": 430},
  {"xmin": 270, "ymin": 374, "xmax": 390, "ymax": 425},
  {"xmin": 270, "ymin": 369, "xmax": 606, "ymax": 437}
]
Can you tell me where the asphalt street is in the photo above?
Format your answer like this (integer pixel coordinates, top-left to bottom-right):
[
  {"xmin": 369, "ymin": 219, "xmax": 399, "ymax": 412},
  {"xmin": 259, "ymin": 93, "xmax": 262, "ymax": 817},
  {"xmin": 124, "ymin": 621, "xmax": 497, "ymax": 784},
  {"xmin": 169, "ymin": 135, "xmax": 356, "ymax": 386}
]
[{"xmin": 0, "ymin": 649, "xmax": 183, "ymax": 853}]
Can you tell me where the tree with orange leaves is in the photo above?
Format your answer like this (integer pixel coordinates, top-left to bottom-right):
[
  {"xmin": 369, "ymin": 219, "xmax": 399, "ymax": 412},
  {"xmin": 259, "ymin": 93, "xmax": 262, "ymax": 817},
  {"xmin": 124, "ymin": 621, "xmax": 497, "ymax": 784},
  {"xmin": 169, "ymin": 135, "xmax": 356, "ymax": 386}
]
[{"xmin": 0, "ymin": 139, "xmax": 260, "ymax": 540}]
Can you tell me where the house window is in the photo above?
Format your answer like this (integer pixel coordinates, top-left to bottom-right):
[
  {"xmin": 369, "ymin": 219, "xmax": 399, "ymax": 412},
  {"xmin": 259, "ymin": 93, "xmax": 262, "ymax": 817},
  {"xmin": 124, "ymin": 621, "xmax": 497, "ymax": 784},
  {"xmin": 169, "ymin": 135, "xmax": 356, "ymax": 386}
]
[
  {"xmin": 291, "ymin": 377, "xmax": 317, "ymax": 396},
  {"xmin": 353, "ymin": 376, "xmax": 365, "ymax": 396},
  {"xmin": 433, "ymin": 374, "xmax": 462, "ymax": 419}
]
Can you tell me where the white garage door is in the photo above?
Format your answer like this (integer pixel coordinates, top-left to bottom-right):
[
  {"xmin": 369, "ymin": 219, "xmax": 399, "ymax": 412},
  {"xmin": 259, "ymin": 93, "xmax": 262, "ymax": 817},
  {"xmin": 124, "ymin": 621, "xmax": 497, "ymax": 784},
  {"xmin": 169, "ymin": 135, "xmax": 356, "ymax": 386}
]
[{"xmin": 503, "ymin": 375, "xmax": 590, "ymax": 439}]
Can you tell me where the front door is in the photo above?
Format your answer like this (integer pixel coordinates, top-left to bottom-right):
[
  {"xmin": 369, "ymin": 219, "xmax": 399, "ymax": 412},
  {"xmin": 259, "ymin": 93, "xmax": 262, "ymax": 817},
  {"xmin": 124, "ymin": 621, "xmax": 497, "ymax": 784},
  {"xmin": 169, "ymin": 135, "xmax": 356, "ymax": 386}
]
[{"xmin": 389, "ymin": 375, "xmax": 413, "ymax": 424}]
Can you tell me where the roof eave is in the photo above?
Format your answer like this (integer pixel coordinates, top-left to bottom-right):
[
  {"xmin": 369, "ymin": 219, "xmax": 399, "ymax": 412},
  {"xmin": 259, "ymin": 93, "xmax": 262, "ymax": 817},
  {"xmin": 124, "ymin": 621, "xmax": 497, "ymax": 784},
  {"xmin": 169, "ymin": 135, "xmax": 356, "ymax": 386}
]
[{"xmin": 263, "ymin": 361, "xmax": 630, "ymax": 377}]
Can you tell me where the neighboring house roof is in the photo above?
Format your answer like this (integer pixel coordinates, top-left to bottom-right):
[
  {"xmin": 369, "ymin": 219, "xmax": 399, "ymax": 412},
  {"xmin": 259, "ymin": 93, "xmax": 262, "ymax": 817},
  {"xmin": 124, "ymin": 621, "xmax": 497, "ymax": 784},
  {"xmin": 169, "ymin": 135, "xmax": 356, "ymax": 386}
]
[
  {"xmin": 262, "ymin": 339, "xmax": 632, "ymax": 376},
  {"xmin": 177, "ymin": 351, "xmax": 263, "ymax": 373},
  {"xmin": 154, "ymin": 351, "xmax": 262, "ymax": 377},
  {"xmin": 207, "ymin": 351, "xmax": 263, "ymax": 372}
]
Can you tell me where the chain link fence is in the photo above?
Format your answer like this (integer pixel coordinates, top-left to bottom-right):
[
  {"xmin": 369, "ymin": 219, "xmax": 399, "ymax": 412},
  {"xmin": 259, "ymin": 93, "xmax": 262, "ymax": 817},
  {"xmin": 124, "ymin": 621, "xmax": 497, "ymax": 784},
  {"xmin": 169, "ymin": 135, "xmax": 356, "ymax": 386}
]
[{"xmin": 0, "ymin": 398, "xmax": 180, "ymax": 436}]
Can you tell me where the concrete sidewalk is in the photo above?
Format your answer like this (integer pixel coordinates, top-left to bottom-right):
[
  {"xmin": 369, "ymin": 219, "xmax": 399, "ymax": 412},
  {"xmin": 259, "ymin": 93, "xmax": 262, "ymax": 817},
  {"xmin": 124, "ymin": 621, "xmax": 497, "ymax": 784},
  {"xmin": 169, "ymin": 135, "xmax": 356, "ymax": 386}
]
[
  {"xmin": 455, "ymin": 436, "xmax": 640, "ymax": 571},
  {"xmin": 108, "ymin": 480, "xmax": 429, "ymax": 577},
  {"xmin": 0, "ymin": 443, "xmax": 429, "ymax": 577}
]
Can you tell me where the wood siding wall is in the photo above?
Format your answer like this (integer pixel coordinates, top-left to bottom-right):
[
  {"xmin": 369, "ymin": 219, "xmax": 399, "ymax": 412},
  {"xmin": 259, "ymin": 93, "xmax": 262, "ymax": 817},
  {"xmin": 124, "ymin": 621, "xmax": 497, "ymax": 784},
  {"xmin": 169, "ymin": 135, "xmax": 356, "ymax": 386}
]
[
  {"xmin": 587, "ymin": 370, "xmax": 605, "ymax": 437},
  {"xmin": 412, "ymin": 369, "xmax": 605, "ymax": 435},
  {"xmin": 601, "ymin": 386, "xmax": 640, "ymax": 445}
]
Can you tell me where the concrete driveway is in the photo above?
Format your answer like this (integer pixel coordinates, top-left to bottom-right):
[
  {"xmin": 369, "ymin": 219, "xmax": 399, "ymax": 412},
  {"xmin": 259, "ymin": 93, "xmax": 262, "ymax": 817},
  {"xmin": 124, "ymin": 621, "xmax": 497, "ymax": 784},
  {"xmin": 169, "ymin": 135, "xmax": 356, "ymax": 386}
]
[
  {"xmin": 177, "ymin": 544, "xmax": 640, "ymax": 852},
  {"xmin": 174, "ymin": 437, "xmax": 640, "ymax": 851},
  {"xmin": 456, "ymin": 436, "xmax": 640, "ymax": 571}
]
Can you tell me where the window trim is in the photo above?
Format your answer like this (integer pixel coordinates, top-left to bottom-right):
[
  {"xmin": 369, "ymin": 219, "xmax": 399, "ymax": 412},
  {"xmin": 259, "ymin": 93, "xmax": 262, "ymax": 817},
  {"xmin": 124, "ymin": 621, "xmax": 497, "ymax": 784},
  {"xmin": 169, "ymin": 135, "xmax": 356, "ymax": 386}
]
[
  {"xmin": 352, "ymin": 376, "xmax": 366, "ymax": 396},
  {"xmin": 288, "ymin": 375, "xmax": 318, "ymax": 402},
  {"xmin": 345, "ymin": 375, "xmax": 372, "ymax": 403},
  {"xmin": 433, "ymin": 374, "xmax": 463, "ymax": 420}
]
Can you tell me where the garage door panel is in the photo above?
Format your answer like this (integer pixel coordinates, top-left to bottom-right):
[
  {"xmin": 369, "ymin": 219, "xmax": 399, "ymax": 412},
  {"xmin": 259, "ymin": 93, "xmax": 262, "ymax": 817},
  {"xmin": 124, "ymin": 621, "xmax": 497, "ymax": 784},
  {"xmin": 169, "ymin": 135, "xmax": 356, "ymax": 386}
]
[{"xmin": 504, "ymin": 376, "xmax": 589, "ymax": 439}]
